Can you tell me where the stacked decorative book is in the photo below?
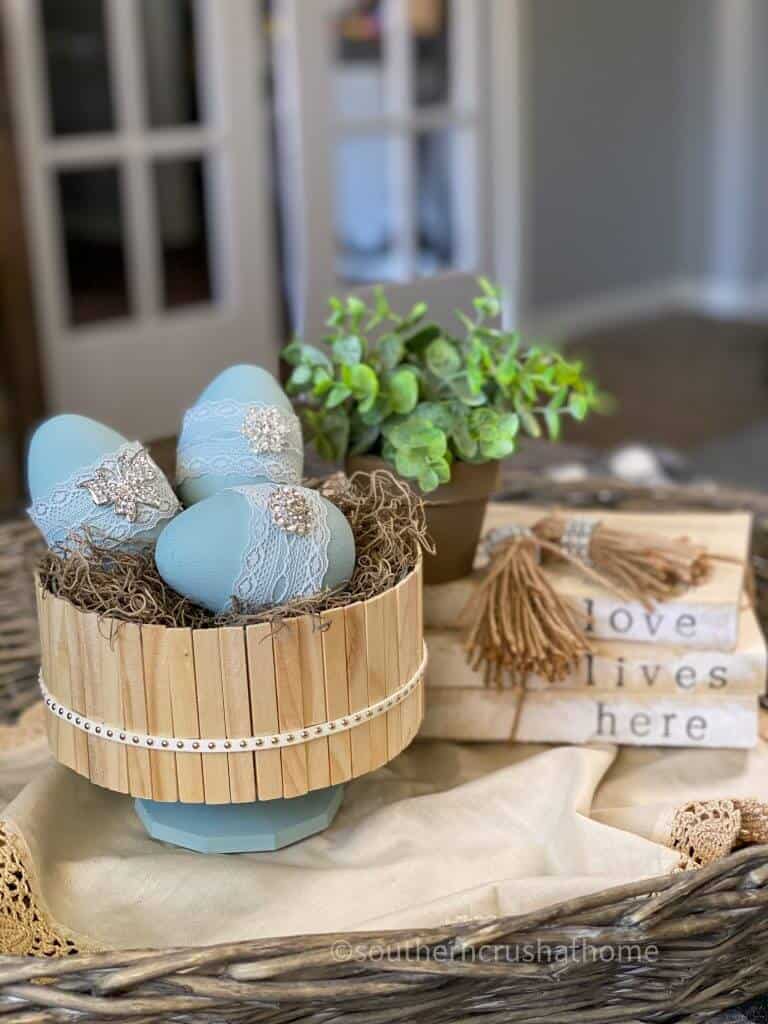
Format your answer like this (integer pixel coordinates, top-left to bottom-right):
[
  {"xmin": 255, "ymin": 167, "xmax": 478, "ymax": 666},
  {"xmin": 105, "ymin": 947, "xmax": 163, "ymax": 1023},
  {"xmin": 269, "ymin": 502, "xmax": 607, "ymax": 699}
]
[{"xmin": 420, "ymin": 506, "xmax": 764, "ymax": 749}]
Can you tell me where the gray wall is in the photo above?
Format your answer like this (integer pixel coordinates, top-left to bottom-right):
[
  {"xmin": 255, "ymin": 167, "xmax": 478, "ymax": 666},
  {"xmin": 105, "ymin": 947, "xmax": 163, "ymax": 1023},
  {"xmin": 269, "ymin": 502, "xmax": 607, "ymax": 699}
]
[
  {"xmin": 745, "ymin": 1, "xmax": 768, "ymax": 284},
  {"xmin": 526, "ymin": 0, "xmax": 687, "ymax": 310},
  {"xmin": 682, "ymin": 0, "xmax": 768, "ymax": 289},
  {"xmin": 678, "ymin": 0, "xmax": 717, "ymax": 281}
]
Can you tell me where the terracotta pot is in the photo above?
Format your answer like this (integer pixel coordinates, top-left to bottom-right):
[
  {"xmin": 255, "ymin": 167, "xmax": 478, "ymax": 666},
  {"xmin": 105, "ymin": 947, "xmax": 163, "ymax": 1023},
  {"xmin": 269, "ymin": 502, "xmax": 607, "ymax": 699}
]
[{"xmin": 346, "ymin": 455, "xmax": 500, "ymax": 584}]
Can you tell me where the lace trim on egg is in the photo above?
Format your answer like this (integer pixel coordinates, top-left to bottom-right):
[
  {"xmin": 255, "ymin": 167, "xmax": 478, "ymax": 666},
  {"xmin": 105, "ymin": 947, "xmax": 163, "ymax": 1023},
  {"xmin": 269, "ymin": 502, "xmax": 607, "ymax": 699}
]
[
  {"xmin": 229, "ymin": 485, "xmax": 330, "ymax": 611},
  {"xmin": 27, "ymin": 442, "xmax": 180, "ymax": 550},
  {"xmin": 176, "ymin": 400, "xmax": 303, "ymax": 487}
]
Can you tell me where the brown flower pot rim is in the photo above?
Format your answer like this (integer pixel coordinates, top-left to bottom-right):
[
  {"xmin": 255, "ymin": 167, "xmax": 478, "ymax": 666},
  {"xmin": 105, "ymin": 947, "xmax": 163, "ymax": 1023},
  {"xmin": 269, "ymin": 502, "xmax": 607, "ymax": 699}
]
[{"xmin": 346, "ymin": 455, "xmax": 500, "ymax": 503}]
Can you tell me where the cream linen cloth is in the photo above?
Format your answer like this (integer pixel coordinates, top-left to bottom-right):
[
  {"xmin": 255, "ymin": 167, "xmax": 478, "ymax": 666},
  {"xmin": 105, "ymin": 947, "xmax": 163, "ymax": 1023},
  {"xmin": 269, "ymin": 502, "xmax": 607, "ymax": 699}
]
[{"xmin": 1, "ymin": 707, "xmax": 767, "ymax": 952}]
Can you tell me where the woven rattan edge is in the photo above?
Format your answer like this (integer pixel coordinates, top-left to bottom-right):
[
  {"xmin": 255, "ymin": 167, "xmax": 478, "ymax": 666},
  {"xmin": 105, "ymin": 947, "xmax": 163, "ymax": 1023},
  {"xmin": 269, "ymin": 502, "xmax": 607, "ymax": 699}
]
[{"xmin": 4, "ymin": 480, "xmax": 768, "ymax": 1020}]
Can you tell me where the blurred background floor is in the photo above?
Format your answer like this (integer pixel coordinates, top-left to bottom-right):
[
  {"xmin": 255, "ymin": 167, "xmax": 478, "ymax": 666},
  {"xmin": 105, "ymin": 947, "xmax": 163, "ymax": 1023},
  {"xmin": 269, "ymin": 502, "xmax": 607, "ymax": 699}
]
[{"xmin": 562, "ymin": 311, "xmax": 768, "ymax": 491}]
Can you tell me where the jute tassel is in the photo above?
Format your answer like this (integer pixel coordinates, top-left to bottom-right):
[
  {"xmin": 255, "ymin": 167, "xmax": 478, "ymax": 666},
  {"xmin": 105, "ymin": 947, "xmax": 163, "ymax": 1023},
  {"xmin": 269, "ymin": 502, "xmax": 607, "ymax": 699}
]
[
  {"xmin": 533, "ymin": 515, "xmax": 711, "ymax": 607},
  {"xmin": 460, "ymin": 526, "xmax": 590, "ymax": 685},
  {"xmin": 462, "ymin": 514, "xmax": 714, "ymax": 685}
]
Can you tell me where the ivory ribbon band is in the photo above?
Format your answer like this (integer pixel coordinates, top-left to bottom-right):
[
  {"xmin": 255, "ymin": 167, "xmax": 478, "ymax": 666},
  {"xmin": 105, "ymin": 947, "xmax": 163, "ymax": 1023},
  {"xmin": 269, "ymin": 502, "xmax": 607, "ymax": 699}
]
[{"xmin": 39, "ymin": 644, "xmax": 427, "ymax": 754}]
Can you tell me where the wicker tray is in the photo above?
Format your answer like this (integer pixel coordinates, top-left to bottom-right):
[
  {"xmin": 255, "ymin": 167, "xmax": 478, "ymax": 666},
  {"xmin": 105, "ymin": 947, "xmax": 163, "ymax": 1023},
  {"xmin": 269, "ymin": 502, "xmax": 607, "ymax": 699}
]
[{"xmin": 1, "ymin": 473, "xmax": 768, "ymax": 1022}]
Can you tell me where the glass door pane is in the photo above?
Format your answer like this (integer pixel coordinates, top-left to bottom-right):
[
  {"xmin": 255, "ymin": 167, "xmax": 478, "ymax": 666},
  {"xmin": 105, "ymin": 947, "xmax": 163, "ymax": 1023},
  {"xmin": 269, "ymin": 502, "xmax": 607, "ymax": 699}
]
[
  {"xmin": 334, "ymin": 1, "xmax": 386, "ymax": 118},
  {"xmin": 335, "ymin": 134, "xmax": 398, "ymax": 282},
  {"xmin": 140, "ymin": 0, "xmax": 203, "ymax": 127},
  {"xmin": 40, "ymin": 0, "xmax": 115, "ymax": 135},
  {"xmin": 153, "ymin": 157, "xmax": 214, "ymax": 308},
  {"xmin": 415, "ymin": 130, "xmax": 454, "ymax": 273},
  {"xmin": 56, "ymin": 166, "xmax": 131, "ymax": 325},
  {"xmin": 410, "ymin": 0, "xmax": 450, "ymax": 107}
]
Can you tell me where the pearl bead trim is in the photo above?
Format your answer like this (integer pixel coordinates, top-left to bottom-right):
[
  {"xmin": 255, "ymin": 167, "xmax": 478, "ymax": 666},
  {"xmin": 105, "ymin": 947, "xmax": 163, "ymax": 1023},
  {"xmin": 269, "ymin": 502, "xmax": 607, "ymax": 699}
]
[{"xmin": 39, "ymin": 644, "xmax": 427, "ymax": 754}]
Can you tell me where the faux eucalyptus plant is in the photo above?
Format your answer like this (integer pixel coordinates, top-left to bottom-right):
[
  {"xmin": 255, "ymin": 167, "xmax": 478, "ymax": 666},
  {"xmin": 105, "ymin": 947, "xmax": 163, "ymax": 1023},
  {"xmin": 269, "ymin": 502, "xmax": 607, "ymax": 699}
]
[{"xmin": 282, "ymin": 280, "xmax": 600, "ymax": 493}]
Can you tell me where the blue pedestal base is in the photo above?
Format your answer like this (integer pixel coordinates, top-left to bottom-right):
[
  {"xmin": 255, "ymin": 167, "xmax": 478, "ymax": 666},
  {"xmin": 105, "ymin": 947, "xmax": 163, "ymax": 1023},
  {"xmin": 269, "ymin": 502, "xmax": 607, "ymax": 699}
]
[{"xmin": 135, "ymin": 786, "xmax": 344, "ymax": 854}]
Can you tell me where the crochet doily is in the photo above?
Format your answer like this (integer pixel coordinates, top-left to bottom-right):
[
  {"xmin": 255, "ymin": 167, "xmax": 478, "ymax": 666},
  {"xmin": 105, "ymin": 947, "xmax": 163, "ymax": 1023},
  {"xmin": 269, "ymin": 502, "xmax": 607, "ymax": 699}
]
[
  {"xmin": 670, "ymin": 798, "xmax": 768, "ymax": 871},
  {"xmin": 0, "ymin": 821, "xmax": 94, "ymax": 956}
]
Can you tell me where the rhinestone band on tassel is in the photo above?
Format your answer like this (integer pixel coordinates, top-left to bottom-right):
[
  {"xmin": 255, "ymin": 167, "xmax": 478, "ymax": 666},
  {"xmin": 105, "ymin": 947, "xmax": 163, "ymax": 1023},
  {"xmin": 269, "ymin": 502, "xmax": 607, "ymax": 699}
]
[
  {"xmin": 39, "ymin": 644, "xmax": 427, "ymax": 754},
  {"xmin": 482, "ymin": 525, "xmax": 535, "ymax": 558},
  {"xmin": 560, "ymin": 517, "xmax": 599, "ymax": 568}
]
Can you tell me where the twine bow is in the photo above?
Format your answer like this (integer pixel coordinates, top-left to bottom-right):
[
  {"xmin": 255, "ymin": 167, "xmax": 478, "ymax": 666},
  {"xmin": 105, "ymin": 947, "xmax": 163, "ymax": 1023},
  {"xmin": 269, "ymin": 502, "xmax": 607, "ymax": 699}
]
[{"xmin": 462, "ymin": 514, "xmax": 713, "ymax": 685}]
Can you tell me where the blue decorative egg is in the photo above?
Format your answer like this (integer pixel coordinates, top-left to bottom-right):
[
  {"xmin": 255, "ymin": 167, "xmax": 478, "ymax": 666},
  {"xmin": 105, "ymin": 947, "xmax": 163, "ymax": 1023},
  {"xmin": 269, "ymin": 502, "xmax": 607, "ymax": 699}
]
[
  {"xmin": 155, "ymin": 484, "xmax": 355, "ymax": 614},
  {"xmin": 27, "ymin": 414, "xmax": 180, "ymax": 551},
  {"xmin": 176, "ymin": 365, "xmax": 304, "ymax": 507}
]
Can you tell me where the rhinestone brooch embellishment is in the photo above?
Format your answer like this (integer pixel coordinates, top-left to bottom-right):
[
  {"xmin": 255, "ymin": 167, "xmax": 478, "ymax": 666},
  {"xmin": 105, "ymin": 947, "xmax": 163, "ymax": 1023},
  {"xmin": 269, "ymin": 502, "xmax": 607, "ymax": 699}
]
[
  {"xmin": 241, "ymin": 406, "xmax": 292, "ymax": 455},
  {"xmin": 78, "ymin": 446, "xmax": 172, "ymax": 523},
  {"xmin": 267, "ymin": 486, "xmax": 315, "ymax": 536}
]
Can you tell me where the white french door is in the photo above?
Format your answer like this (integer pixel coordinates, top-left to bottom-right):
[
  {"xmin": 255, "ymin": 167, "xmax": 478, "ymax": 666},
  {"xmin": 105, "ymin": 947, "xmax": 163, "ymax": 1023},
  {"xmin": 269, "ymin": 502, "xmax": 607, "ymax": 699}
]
[
  {"xmin": 270, "ymin": 0, "xmax": 495, "ymax": 336},
  {"xmin": 4, "ymin": 0, "xmax": 278, "ymax": 440}
]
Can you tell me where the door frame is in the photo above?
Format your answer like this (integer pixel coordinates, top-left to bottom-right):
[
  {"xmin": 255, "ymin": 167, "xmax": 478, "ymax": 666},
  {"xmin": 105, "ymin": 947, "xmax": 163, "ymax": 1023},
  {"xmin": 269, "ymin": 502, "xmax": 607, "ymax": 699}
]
[{"xmin": 0, "ymin": 11, "xmax": 45, "ymax": 502}]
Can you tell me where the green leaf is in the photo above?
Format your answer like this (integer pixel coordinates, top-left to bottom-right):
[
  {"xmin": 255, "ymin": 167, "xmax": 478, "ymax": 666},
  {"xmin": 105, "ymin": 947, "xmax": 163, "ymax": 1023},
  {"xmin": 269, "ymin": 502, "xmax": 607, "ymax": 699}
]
[
  {"xmin": 415, "ymin": 401, "xmax": 456, "ymax": 434},
  {"xmin": 345, "ymin": 362, "xmax": 379, "ymax": 407},
  {"xmin": 466, "ymin": 363, "xmax": 484, "ymax": 394},
  {"xmin": 394, "ymin": 450, "xmax": 425, "ymax": 479},
  {"xmin": 425, "ymin": 337, "xmax": 462, "ymax": 379},
  {"xmin": 473, "ymin": 295, "xmax": 501, "ymax": 319},
  {"xmin": 315, "ymin": 434, "xmax": 337, "ymax": 462},
  {"xmin": 402, "ymin": 324, "xmax": 441, "ymax": 354},
  {"xmin": 479, "ymin": 437, "xmax": 516, "ymax": 460},
  {"xmin": 385, "ymin": 416, "xmax": 432, "ymax": 448},
  {"xmin": 418, "ymin": 467, "xmax": 440, "ymax": 493},
  {"xmin": 377, "ymin": 334, "xmax": 405, "ymax": 370},
  {"xmin": 498, "ymin": 412, "xmax": 520, "ymax": 439},
  {"xmin": 346, "ymin": 295, "xmax": 366, "ymax": 319},
  {"xmin": 349, "ymin": 423, "xmax": 380, "ymax": 455},
  {"xmin": 425, "ymin": 430, "xmax": 448, "ymax": 459},
  {"xmin": 287, "ymin": 364, "xmax": 312, "ymax": 392},
  {"xmin": 454, "ymin": 309, "xmax": 475, "ymax": 333},
  {"xmin": 281, "ymin": 339, "xmax": 304, "ymax": 367},
  {"xmin": 450, "ymin": 375, "xmax": 487, "ymax": 407},
  {"xmin": 374, "ymin": 286, "xmax": 390, "ymax": 318},
  {"xmin": 394, "ymin": 302, "xmax": 428, "ymax": 332},
  {"xmin": 359, "ymin": 395, "xmax": 392, "ymax": 426},
  {"xmin": 365, "ymin": 287, "xmax": 391, "ymax": 330},
  {"xmin": 326, "ymin": 384, "xmax": 351, "ymax": 409},
  {"xmin": 544, "ymin": 409, "xmax": 561, "ymax": 440},
  {"xmin": 325, "ymin": 296, "xmax": 344, "ymax": 327},
  {"xmin": 521, "ymin": 374, "xmax": 538, "ymax": 402},
  {"xmin": 515, "ymin": 396, "xmax": 541, "ymax": 438},
  {"xmin": 332, "ymin": 335, "xmax": 363, "ymax": 365},
  {"xmin": 312, "ymin": 367, "xmax": 333, "ymax": 396},
  {"xmin": 387, "ymin": 368, "xmax": 419, "ymax": 414},
  {"xmin": 477, "ymin": 276, "xmax": 499, "ymax": 299},
  {"xmin": 451, "ymin": 416, "xmax": 478, "ymax": 460},
  {"xmin": 282, "ymin": 340, "xmax": 332, "ymax": 371},
  {"xmin": 327, "ymin": 412, "xmax": 350, "ymax": 457},
  {"xmin": 303, "ymin": 407, "xmax": 349, "ymax": 463},
  {"xmin": 548, "ymin": 386, "xmax": 568, "ymax": 411},
  {"xmin": 433, "ymin": 457, "xmax": 451, "ymax": 484},
  {"xmin": 570, "ymin": 393, "xmax": 589, "ymax": 421}
]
